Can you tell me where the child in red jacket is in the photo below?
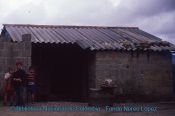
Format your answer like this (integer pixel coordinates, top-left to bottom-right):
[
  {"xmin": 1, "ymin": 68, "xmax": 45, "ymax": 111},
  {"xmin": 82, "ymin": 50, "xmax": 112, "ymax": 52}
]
[{"xmin": 27, "ymin": 66, "xmax": 37, "ymax": 103}]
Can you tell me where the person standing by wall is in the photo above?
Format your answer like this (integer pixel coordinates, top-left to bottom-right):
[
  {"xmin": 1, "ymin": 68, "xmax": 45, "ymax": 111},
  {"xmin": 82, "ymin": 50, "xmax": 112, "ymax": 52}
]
[
  {"xmin": 3, "ymin": 67, "xmax": 15, "ymax": 106},
  {"xmin": 27, "ymin": 66, "xmax": 37, "ymax": 103},
  {"xmin": 12, "ymin": 62, "xmax": 27, "ymax": 106}
]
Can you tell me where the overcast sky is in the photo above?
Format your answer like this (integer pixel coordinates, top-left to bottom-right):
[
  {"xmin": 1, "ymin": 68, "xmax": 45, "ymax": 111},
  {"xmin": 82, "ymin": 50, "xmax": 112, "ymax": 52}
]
[{"xmin": 0, "ymin": 0, "xmax": 174, "ymax": 43}]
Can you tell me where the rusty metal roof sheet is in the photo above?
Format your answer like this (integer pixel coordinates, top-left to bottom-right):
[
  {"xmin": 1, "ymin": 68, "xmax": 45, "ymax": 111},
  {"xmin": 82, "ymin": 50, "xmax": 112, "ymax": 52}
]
[{"xmin": 1, "ymin": 24, "xmax": 175, "ymax": 51}]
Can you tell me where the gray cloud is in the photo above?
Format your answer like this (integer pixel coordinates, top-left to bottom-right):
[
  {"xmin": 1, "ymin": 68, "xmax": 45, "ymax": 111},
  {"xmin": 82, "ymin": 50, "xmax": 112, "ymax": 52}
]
[
  {"xmin": 0, "ymin": 0, "xmax": 175, "ymax": 43},
  {"xmin": 2, "ymin": 2, "xmax": 47, "ymax": 24},
  {"xmin": 127, "ymin": 0, "xmax": 175, "ymax": 17}
]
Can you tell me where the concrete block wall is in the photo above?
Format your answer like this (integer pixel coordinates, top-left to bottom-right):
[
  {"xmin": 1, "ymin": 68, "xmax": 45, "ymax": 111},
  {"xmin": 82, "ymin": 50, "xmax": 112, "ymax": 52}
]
[
  {"xmin": 0, "ymin": 34, "xmax": 31, "ymax": 98},
  {"xmin": 11, "ymin": 34, "xmax": 31, "ymax": 71},
  {"xmin": 95, "ymin": 51, "xmax": 174, "ymax": 100},
  {"xmin": 0, "ymin": 41, "xmax": 13, "ymax": 96}
]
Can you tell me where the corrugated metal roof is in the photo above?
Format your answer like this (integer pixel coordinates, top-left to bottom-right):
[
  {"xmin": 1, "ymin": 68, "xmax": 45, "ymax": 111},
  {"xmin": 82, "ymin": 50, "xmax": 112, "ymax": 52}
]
[{"xmin": 1, "ymin": 24, "xmax": 175, "ymax": 51}]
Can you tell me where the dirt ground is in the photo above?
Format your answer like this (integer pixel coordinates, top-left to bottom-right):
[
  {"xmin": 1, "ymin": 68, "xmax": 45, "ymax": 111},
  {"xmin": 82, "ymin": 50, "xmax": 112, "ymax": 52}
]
[{"xmin": 0, "ymin": 102, "xmax": 175, "ymax": 116}]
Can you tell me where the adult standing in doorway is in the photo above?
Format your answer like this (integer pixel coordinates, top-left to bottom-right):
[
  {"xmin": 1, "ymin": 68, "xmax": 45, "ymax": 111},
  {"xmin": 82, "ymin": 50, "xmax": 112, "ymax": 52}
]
[{"xmin": 12, "ymin": 62, "xmax": 27, "ymax": 106}]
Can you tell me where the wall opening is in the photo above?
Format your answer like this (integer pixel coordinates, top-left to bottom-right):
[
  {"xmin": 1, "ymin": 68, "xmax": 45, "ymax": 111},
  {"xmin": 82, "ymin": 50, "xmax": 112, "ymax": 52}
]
[
  {"xmin": 31, "ymin": 43, "xmax": 90, "ymax": 102},
  {"xmin": 172, "ymin": 52, "xmax": 175, "ymax": 95}
]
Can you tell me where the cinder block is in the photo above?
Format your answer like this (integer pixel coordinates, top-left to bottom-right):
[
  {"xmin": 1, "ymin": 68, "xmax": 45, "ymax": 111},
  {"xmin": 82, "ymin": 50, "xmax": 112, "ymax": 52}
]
[
  {"xmin": 12, "ymin": 43, "xmax": 25, "ymax": 50},
  {"xmin": 25, "ymin": 42, "xmax": 31, "ymax": 49},
  {"xmin": 3, "ymin": 42, "xmax": 11, "ymax": 49},
  {"xmin": 0, "ymin": 42, "xmax": 4, "ymax": 49},
  {"xmin": 12, "ymin": 50, "xmax": 23, "ymax": 57},
  {"xmin": 22, "ymin": 34, "xmax": 31, "ymax": 42}
]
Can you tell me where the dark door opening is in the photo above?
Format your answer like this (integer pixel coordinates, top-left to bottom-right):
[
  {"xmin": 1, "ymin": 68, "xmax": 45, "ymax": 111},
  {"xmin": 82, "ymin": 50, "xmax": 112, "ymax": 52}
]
[
  {"xmin": 32, "ymin": 43, "xmax": 89, "ymax": 102},
  {"xmin": 172, "ymin": 53, "xmax": 175, "ymax": 95}
]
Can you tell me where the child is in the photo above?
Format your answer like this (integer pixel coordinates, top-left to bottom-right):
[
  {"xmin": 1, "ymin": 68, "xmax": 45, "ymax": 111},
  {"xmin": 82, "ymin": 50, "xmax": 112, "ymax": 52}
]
[
  {"xmin": 27, "ymin": 66, "xmax": 36, "ymax": 103},
  {"xmin": 3, "ymin": 68, "xmax": 15, "ymax": 106}
]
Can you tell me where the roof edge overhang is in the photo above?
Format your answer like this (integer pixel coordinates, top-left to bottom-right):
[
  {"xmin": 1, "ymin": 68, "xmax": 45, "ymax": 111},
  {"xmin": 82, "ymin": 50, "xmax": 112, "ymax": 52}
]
[{"xmin": 3, "ymin": 24, "xmax": 139, "ymax": 29}]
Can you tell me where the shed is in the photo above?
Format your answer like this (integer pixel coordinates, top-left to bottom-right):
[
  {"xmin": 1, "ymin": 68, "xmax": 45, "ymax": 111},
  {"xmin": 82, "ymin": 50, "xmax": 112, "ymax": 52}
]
[{"xmin": 0, "ymin": 24, "xmax": 175, "ymax": 102}]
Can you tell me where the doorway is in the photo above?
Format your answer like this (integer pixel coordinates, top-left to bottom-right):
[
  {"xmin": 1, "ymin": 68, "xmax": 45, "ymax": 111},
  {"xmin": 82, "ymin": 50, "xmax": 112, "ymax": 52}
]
[{"xmin": 31, "ymin": 43, "xmax": 90, "ymax": 102}]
